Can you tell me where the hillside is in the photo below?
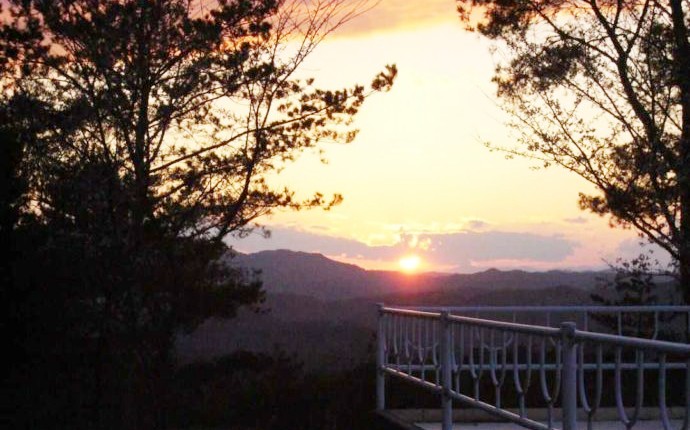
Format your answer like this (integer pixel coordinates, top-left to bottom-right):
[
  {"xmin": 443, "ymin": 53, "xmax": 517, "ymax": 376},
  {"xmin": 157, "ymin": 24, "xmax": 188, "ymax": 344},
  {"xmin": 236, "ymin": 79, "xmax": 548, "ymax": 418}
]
[
  {"xmin": 229, "ymin": 249, "xmax": 606, "ymax": 301},
  {"xmin": 178, "ymin": 250, "xmax": 609, "ymax": 368},
  {"xmin": 230, "ymin": 250, "xmax": 374, "ymax": 300}
]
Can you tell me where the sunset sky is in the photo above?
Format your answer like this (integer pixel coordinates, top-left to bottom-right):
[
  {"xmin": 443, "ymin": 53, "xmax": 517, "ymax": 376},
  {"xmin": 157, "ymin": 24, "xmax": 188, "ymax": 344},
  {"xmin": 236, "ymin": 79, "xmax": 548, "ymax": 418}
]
[{"xmin": 228, "ymin": 0, "xmax": 663, "ymax": 273}]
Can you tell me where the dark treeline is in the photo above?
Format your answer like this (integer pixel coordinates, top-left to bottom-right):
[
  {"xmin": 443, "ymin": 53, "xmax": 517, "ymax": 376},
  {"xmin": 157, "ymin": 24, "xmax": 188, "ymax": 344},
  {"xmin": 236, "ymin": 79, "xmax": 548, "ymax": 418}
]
[
  {"xmin": 171, "ymin": 352, "xmax": 395, "ymax": 430},
  {"xmin": 1, "ymin": 124, "xmax": 261, "ymax": 429},
  {"xmin": 1, "ymin": 1, "xmax": 395, "ymax": 429}
]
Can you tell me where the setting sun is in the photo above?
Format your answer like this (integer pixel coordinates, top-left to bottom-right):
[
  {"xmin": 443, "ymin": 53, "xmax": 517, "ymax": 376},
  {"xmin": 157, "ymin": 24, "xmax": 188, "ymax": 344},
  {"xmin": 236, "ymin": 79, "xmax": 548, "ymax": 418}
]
[{"xmin": 398, "ymin": 255, "xmax": 421, "ymax": 273}]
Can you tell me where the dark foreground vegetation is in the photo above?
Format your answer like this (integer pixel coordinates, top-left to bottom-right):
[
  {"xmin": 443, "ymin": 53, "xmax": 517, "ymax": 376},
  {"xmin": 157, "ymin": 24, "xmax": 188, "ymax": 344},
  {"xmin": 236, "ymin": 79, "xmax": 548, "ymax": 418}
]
[
  {"xmin": 1, "ymin": 0, "xmax": 395, "ymax": 429},
  {"xmin": 171, "ymin": 352, "xmax": 390, "ymax": 430}
]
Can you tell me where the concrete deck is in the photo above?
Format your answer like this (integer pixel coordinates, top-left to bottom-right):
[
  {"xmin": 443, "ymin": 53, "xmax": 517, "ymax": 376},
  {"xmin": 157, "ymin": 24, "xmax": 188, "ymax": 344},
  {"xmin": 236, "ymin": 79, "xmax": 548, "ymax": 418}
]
[
  {"xmin": 415, "ymin": 420, "xmax": 681, "ymax": 429},
  {"xmin": 380, "ymin": 408, "xmax": 685, "ymax": 430}
]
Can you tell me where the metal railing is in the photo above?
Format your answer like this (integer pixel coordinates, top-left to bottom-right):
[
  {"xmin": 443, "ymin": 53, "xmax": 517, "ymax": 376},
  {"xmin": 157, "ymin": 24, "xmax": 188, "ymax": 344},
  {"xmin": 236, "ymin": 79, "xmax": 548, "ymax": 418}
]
[{"xmin": 376, "ymin": 305, "xmax": 690, "ymax": 430}]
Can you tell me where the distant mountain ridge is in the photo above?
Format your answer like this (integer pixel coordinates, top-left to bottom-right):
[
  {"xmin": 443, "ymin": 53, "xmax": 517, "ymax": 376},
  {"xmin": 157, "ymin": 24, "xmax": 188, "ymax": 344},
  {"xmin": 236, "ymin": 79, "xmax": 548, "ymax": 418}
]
[
  {"xmin": 179, "ymin": 249, "xmax": 609, "ymax": 368},
  {"xmin": 231, "ymin": 250, "xmax": 371, "ymax": 300},
  {"xmin": 230, "ymin": 249, "xmax": 607, "ymax": 302}
]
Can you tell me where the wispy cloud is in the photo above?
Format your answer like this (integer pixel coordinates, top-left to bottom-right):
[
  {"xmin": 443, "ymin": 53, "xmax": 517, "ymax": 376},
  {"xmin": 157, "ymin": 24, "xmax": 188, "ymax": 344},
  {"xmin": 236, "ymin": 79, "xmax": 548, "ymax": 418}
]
[
  {"xmin": 563, "ymin": 216, "xmax": 588, "ymax": 224},
  {"xmin": 334, "ymin": 0, "xmax": 458, "ymax": 37},
  {"xmin": 465, "ymin": 220, "xmax": 490, "ymax": 230},
  {"xmin": 227, "ymin": 225, "xmax": 579, "ymax": 272}
]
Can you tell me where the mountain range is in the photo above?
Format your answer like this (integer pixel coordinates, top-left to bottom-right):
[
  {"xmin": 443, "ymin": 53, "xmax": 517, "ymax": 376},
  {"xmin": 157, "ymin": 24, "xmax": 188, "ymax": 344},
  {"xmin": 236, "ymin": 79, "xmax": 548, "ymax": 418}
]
[
  {"xmin": 177, "ymin": 249, "xmax": 607, "ymax": 369},
  {"xmin": 230, "ymin": 249, "xmax": 604, "ymax": 302}
]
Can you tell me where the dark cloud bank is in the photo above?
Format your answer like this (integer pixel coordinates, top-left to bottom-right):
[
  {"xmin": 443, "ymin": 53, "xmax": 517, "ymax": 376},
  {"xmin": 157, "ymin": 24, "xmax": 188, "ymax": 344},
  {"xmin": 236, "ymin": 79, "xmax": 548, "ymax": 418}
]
[{"xmin": 227, "ymin": 227, "xmax": 578, "ymax": 272}]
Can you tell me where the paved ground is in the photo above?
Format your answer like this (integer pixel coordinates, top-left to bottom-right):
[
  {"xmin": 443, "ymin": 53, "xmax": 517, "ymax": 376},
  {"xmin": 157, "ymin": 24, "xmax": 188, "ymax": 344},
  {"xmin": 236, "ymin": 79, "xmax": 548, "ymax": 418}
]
[
  {"xmin": 415, "ymin": 420, "xmax": 682, "ymax": 429},
  {"xmin": 379, "ymin": 408, "xmax": 685, "ymax": 429}
]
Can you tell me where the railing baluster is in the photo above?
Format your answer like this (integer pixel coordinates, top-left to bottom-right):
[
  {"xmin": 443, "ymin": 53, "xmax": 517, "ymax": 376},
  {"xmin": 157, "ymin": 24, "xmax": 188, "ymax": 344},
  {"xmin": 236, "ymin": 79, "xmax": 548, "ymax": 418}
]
[
  {"xmin": 450, "ymin": 322, "xmax": 457, "ymax": 390},
  {"xmin": 433, "ymin": 318, "xmax": 440, "ymax": 386},
  {"xmin": 497, "ymin": 330, "xmax": 508, "ymax": 410},
  {"xmin": 512, "ymin": 331, "xmax": 525, "ymax": 417},
  {"xmin": 653, "ymin": 311, "xmax": 660, "ymax": 340},
  {"xmin": 539, "ymin": 333, "xmax": 561, "ymax": 429},
  {"xmin": 682, "ymin": 359, "xmax": 690, "ymax": 430},
  {"xmin": 578, "ymin": 341, "xmax": 603, "ymax": 430},
  {"xmin": 521, "ymin": 335, "xmax": 535, "ymax": 419},
  {"xmin": 630, "ymin": 350, "xmax": 645, "ymax": 428},
  {"xmin": 469, "ymin": 323, "xmax": 478, "ymax": 401},
  {"xmin": 376, "ymin": 305, "xmax": 690, "ymax": 430},
  {"xmin": 660, "ymin": 353, "xmax": 671, "ymax": 430},
  {"xmin": 393, "ymin": 314, "xmax": 399, "ymax": 366},
  {"xmin": 477, "ymin": 327, "xmax": 485, "ymax": 401},
  {"xmin": 594, "ymin": 344, "xmax": 603, "ymax": 417},
  {"xmin": 456, "ymin": 323, "xmax": 464, "ymax": 392},
  {"xmin": 376, "ymin": 303, "xmax": 385, "ymax": 411},
  {"xmin": 614, "ymin": 345, "xmax": 627, "ymax": 426},
  {"xmin": 440, "ymin": 310, "xmax": 452, "ymax": 430},
  {"xmin": 539, "ymin": 336, "xmax": 551, "ymax": 427},
  {"xmin": 417, "ymin": 318, "xmax": 424, "ymax": 380},
  {"xmin": 406, "ymin": 316, "xmax": 412, "ymax": 375},
  {"xmin": 561, "ymin": 322, "xmax": 577, "ymax": 430},
  {"xmin": 488, "ymin": 329, "xmax": 499, "ymax": 408}
]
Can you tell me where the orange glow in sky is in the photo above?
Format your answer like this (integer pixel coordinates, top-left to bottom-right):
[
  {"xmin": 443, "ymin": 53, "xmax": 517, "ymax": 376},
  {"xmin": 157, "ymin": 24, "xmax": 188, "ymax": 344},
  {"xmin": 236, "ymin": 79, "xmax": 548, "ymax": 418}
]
[{"xmin": 229, "ymin": 0, "xmax": 662, "ymax": 273}]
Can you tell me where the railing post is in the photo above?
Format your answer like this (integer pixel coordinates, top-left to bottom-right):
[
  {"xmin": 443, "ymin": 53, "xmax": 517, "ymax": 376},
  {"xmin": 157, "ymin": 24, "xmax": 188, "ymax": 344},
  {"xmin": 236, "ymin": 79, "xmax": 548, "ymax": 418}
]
[
  {"xmin": 376, "ymin": 303, "xmax": 386, "ymax": 412},
  {"xmin": 560, "ymin": 322, "xmax": 578, "ymax": 430},
  {"xmin": 440, "ymin": 310, "xmax": 453, "ymax": 430}
]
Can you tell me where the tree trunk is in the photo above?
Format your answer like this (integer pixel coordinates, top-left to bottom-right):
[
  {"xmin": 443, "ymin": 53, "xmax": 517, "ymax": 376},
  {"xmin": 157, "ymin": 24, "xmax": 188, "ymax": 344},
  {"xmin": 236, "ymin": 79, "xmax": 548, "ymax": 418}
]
[{"xmin": 669, "ymin": 0, "xmax": 690, "ymax": 303}]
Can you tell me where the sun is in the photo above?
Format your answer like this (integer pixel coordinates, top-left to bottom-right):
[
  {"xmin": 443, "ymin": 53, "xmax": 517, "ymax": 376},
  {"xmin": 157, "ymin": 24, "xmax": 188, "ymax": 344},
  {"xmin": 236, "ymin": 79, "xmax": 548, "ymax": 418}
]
[{"xmin": 398, "ymin": 255, "xmax": 421, "ymax": 273}]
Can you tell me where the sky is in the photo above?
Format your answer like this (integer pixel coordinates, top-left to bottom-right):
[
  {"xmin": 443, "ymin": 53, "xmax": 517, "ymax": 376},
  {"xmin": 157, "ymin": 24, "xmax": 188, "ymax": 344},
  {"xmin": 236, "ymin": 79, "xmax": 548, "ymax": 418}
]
[{"xmin": 227, "ymin": 0, "xmax": 666, "ymax": 273}]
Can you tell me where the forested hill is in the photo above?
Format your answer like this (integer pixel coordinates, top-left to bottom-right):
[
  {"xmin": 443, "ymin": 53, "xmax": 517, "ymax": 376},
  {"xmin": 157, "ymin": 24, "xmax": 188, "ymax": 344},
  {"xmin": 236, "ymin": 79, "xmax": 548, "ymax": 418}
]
[
  {"xmin": 178, "ymin": 250, "xmax": 605, "ymax": 368},
  {"xmin": 229, "ymin": 249, "xmax": 605, "ymax": 301}
]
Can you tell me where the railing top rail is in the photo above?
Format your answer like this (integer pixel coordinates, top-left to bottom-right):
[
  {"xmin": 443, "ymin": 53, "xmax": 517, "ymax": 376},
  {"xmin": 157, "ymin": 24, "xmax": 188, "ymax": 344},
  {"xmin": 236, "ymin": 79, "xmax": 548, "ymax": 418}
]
[
  {"xmin": 380, "ymin": 306, "xmax": 440, "ymax": 319},
  {"xmin": 381, "ymin": 305, "xmax": 690, "ymax": 356},
  {"xmin": 573, "ymin": 329, "xmax": 690, "ymax": 354},
  {"xmin": 448, "ymin": 314, "xmax": 562, "ymax": 337},
  {"xmin": 399, "ymin": 305, "xmax": 690, "ymax": 313},
  {"xmin": 382, "ymin": 307, "xmax": 564, "ymax": 337}
]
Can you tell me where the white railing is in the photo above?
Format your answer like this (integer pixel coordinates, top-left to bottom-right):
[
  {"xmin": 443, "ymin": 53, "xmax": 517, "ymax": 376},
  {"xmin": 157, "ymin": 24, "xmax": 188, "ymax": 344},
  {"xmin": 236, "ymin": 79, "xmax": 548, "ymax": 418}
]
[{"xmin": 376, "ymin": 305, "xmax": 690, "ymax": 430}]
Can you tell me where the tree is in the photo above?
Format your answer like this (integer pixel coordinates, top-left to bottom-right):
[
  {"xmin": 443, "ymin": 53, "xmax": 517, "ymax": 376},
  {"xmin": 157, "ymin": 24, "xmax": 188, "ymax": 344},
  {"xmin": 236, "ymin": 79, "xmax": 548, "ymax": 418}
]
[
  {"xmin": 590, "ymin": 252, "xmax": 681, "ymax": 337},
  {"xmin": 0, "ymin": 1, "xmax": 395, "ymax": 428},
  {"xmin": 456, "ymin": 0, "xmax": 690, "ymax": 302},
  {"xmin": 0, "ymin": 123, "xmax": 24, "ymax": 287},
  {"xmin": 2, "ymin": 0, "xmax": 396, "ymax": 241}
]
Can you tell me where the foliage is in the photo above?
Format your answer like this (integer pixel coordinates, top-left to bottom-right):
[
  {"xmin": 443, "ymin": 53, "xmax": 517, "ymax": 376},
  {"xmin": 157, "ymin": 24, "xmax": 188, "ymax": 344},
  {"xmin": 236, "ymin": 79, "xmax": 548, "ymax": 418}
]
[
  {"xmin": 591, "ymin": 252, "xmax": 681, "ymax": 337},
  {"xmin": 2, "ymin": 0, "xmax": 396, "ymax": 241},
  {"xmin": 0, "ymin": 1, "xmax": 395, "ymax": 428},
  {"xmin": 456, "ymin": 0, "xmax": 690, "ymax": 301},
  {"xmin": 171, "ymin": 350, "xmax": 306, "ymax": 429},
  {"xmin": 170, "ymin": 351, "xmax": 396, "ymax": 430}
]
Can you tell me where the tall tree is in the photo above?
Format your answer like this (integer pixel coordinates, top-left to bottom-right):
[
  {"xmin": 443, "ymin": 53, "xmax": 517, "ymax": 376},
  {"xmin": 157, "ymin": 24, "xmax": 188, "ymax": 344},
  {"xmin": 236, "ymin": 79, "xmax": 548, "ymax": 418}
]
[
  {"xmin": 0, "ymin": 1, "xmax": 395, "ymax": 428},
  {"xmin": 456, "ymin": 0, "xmax": 690, "ymax": 301}
]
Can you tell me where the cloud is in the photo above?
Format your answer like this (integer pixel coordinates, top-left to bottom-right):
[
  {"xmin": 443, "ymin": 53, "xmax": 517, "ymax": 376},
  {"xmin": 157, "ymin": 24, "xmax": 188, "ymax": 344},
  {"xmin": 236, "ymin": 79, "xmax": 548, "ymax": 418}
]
[
  {"xmin": 228, "ymin": 227, "xmax": 379, "ymax": 257},
  {"xmin": 563, "ymin": 216, "xmax": 588, "ymax": 224},
  {"xmin": 613, "ymin": 239, "xmax": 673, "ymax": 267},
  {"xmin": 420, "ymin": 231, "xmax": 576, "ymax": 263},
  {"xmin": 465, "ymin": 219, "xmax": 489, "ymax": 230},
  {"xmin": 334, "ymin": 0, "xmax": 457, "ymax": 37},
  {"xmin": 227, "ymin": 226, "xmax": 579, "ymax": 272}
]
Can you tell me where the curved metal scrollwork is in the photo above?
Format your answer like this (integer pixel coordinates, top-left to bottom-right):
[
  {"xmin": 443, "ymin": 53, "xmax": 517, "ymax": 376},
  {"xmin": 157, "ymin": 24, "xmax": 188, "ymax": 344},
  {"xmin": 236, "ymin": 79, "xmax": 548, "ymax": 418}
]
[{"xmin": 377, "ymin": 305, "xmax": 690, "ymax": 430}]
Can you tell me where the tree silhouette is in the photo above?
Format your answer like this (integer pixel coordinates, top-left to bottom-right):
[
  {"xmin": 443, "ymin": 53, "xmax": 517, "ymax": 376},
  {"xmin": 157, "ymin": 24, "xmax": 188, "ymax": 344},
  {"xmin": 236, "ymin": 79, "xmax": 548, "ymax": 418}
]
[
  {"xmin": 0, "ymin": 1, "xmax": 395, "ymax": 428},
  {"xmin": 456, "ymin": 0, "xmax": 690, "ymax": 301},
  {"xmin": 591, "ymin": 252, "xmax": 680, "ymax": 337}
]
